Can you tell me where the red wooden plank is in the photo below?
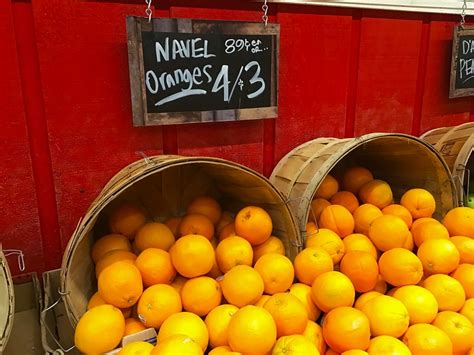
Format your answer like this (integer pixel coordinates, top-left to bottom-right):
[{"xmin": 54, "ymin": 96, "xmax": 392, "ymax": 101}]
[
  {"xmin": 0, "ymin": 1, "xmax": 44, "ymax": 274},
  {"xmin": 32, "ymin": 0, "xmax": 165, "ymax": 246},
  {"xmin": 275, "ymin": 5, "xmax": 353, "ymax": 162},
  {"xmin": 354, "ymin": 11, "xmax": 423, "ymax": 135},
  {"xmin": 419, "ymin": 15, "xmax": 471, "ymax": 134}
]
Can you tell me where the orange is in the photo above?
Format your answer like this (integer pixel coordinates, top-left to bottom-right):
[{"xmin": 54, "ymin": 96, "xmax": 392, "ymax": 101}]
[
  {"xmin": 359, "ymin": 179, "xmax": 393, "ymax": 209},
  {"xmin": 411, "ymin": 220, "xmax": 449, "ymax": 247},
  {"xmin": 135, "ymin": 248, "xmax": 176, "ymax": 287},
  {"xmin": 308, "ymin": 198, "xmax": 331, "ymax": 222},
  {"xmin": 164, "ymin": 216, "xmax": 182, "ymax": 237},
  {"xmin": 410, "ymin": 216, "xmax": 438, "ymax": 230},
  {"xmin": 342, "ymin": 166, "xmax": 374, "ymax": 195},
  {"xmin": 289, "ymin": 283, "xmax": 321, "ymax": 321},
  {"xmin": 343, "ymin": 234, "xmax": 377, "ymax": 260},
  {"xmin": 330, "ymin": 191, "xmax": 360, "ymax": 214},
  {"xmin": 378, "ymin": 248, "xmax": 423, "ymax": 286},
  {"xmin": 254, "ymin": 254, "xmax": 294, "ymax": 294},
  {"xmin": 341, "ymin": 351, "xmax": 367, "ymax": 355},
  {"xmin": 170, "ymin": 234, "xmax": 214, "ymax": 278},
  {"xmin": 319, "ymin": 205, "xmax": 355, "ymax": 238},
  {"xmin": 87, "ymin": 291, "xmax": 107, "ymax": 309},
  {"xmin": 252, "ymin": 236, "xmax": 285, "ymax": 264},
  {"xmin": 181, "ymin": 276, "xmax": 222, "ymax": 316},
  {"xmin": 322, "ymin": 306, "xmax": 370, "ymax": 353},
  {"xmin": 124, "ymin": 318, "xmax": 146, "ymax": 336},
  {"xmin": 361, "ymin": 295, "xmax": 409, "ymax": 337},
  {"xmin": 137, "ymin": 284, "xmax": 181, "ymax": 328},
  {"xmin": 422, "ymin": 274, "xmax": 466, "ymax": 311},
  {"xmin": 443, "ymin": 207, "xmax": 474, "ymax": 238},
  {"xmin": 306, "ymin": 222, "xmax": 318, "ymax": 238},
  {"xmin": 263, "ymin": 293, "xmax": 308, "ymax": 337},
  {"xmin": 91, "ymin": 234, "xmax": 131, "ymax": 263},
  {"xmin": 234, "ymin": 206, "xmax": 273, "ymax": 246},
  {"xmin": 95, "ymin": 249, "xmax": 137, "ymax": 278},
  {"xmin": 152, "ymin": 334, "xmax": 203, "ymax": 355},
  {"xmin": 402, "ymin": 323, "xmax": 453, "ymax": 355},
  {"xmin": 451, "ymin": 263, "xmax": 474, "ymax": 298},
  {"xmin": 98, "ymin": 261, "xmax": 143, "ymax": 308},
  {"xmin": 255, "ymin": 294, "xmax": 271, "ymax": 307},
  {"xmin": 315, "ymin": 174, "xmax": 339, "ymax": 200},
  {"xmin": 119, "ymin": 341, "xmax": 154, "ymax": 354},
  {"xmin": 306, "ymin": 228, "xmax": 345, "ymax": 264},
  {"xmin": 217, "ymin": 211, "xmax": 234, "ymax": 233},
  {"xmin": 370, "ymin": 275, "xmax": 388, "ymax": 293},
  {"xmin": 109, "ymin": 204, "xmax": 147, "ymax": 240},
  {"xmin": 205, "ymin": 304, "xmax": 239, "ymax": 348},
  {"xmin": 216, "ymin": 236, "xmax": 253, "ymax": 273},
  {"xmin": 368, "ymin": 215, "xmax": 409, "ymax": 251},
  {"xmin": 219, "ymin": 223, "xmax": 237, "ymax": 241},
  {"xmin": 187, "ymin": 196, "xmax": 222, "ymax": 225},
  {"xmin": 382, "ymin": 204, "xmax": 413, "ymax": 228},
  {"xmin": 311, "ymin": 271, "xmax": 355, "ymax": 312},
  {"xmin": 228, "ymin": 305, "xmax": 277, "ymax": 354},
  {"xmin": 302, "ymin": 321, "xmax": 326, "ymax": 355},
  {"xmin": 400, "ymin": 188, "xmax": 436, "ymax": 219},
  {"xmin": 340, "ymin": 251, "xmax": 378, "ymax": 293},
  {"xmin": 74, "ymin": 304, "xmax": 125, "ymax": 353},
  {"xmin": 368, "ymin": 336, "xmax": 411, "ymax": 355},
  {"xmin": 460, "ymin": 298, "xmax": 474, "ymax": 324},
  {"xmin": 354, "ymin": 291, "xmax": 383, "ymax": 310},
  {"xmin": 353, "ymin": 204, "xmax": 383, "ymax": 235},
  {"xmin": 294, "ymin": 247, "xmax": 333, "ymax": 286},
  {"xmin": 157, "ymin": 312, "xmax": 209, "ymax": 351},
  {"xmin": 433, "ymin": 311, "xmax": 473, "ymax": 354},
  {"xmin": 326, "ymin": 349, "xmax": 340, "ymax": 355},
  {"xmin": 221, "ymin": 265, "xmax": 264, "ymax": 307},
  {"xmin": 451, "ymin": 236, "xmax": 474, "ymax": 264},
  {"xmin": 392, "ymin": 285, "xmax": 438, "ymax": 324},
  {"xmin": 208, "ymin": 346, "xmax": 233, "ymax": 355},
  {"xmin": 170, "ymin": 274, "xmax": 187, "ymax": 294},
  {"xmin": 403, "ymin": 231, "xmax": 414, "ymax": 251},
  {"xmin": 179, "ymin": 213, "xmax": 215, "ymax": 240},
  {"xmin": 272, "ymin": 334, "xmax": 319, "ymax": 355},
  {"xmin": 134, "ymin": 222, "xmax": 175, "ymax": 252},
  {"xmin": 417, "ymin": 238, "xmax": 460, "ymax": 274}
]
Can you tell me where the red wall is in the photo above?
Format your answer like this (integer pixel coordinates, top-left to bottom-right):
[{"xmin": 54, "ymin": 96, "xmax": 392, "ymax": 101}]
[{"xmin": 1, "ymin": 0, "xmax": 473, "ymax": 274}]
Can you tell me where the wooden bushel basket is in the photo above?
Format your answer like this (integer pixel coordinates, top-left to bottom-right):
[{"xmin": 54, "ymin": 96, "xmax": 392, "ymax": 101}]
[
  {"xmin": 270, "ymin": 133, "xmax": 457, "ymax": 243},
  {"xmin": 421, "ymin": 122, "xmax": 474, "ymax": 205},
  {"xmin": 59, "ymin": 156, "xmax": 300, "ymax": 326}
]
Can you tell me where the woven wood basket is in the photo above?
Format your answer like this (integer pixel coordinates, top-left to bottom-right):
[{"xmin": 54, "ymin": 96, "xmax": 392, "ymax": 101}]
[
  {"xmin": 421, "ymin": 123, "xmax": 474, "ymax": 205},
  {"xmin": 0, "ymin": 249, "xmax": 14, "ymax": 353},
  {"xmin": 59, "ymin": 156, "xmax": 300, "ymax": 326},
  {"xmin": 270, "ymin": 133, "xmax": 456, "ymax": 243}
]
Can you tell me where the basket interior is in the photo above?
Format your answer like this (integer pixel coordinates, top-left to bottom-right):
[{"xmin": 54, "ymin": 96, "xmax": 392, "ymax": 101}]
[{"xmin": 64, "ymin": 160, "xmax": 299, "ymax": 324}]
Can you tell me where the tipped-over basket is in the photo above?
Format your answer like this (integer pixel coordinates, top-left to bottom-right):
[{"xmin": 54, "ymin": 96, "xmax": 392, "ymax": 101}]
[
  {"xmin": 60, "ymin": 155, "xmax": 300, "ymax": 326},
  {"xmin": 270, "ymin": 133, "xmax": 457, "ymax": 243}
]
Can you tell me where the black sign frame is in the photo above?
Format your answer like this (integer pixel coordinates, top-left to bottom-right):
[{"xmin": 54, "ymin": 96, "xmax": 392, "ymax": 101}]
[
  {"xmin": 450, "ymin": 25, "xmax": 474, "ymax": 99},
  {"xmin": 126, "ymin": 17, "xmax": 279, "ymax": 126}
]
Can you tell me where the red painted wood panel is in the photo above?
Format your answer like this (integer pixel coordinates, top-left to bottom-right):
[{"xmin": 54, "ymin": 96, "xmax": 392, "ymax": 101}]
[
  {"xmin": 0, "ymin": 1, "xmax": 44, "ymax": 274},
  {"xmin": 355, "ymin": 11, "xmax": 423, "ymax": 135},
  {"xmin": 420, "ymin": 15, "xmax": 472, "ymax": 134},
  {"xmin": 275, "ymin": 5, "xmax": 353, "ymax": 162},
  {"xmin": 31, "ymin": 0, "xmax": 165, "ymax": 247}
]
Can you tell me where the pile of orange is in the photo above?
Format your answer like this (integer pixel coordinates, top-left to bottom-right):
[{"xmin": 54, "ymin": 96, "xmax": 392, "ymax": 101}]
[{"xmin": 74, "ymin": 166, "xmax": 474, "ymax": 355}]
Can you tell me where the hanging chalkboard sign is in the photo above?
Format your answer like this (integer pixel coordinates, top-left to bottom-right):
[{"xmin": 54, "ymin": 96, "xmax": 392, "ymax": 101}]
[
  {"xmin": 126, "ymin": 17, "xmax": 279, "ymax": 126},
  {"xmin": 450, "ymin": 25, "xmax": 474, "ymax": 98}
]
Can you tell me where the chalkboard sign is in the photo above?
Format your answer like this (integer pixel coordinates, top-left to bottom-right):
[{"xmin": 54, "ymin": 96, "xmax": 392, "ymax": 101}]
[
  {"xmin": 450, "ymin": 25, "xmax": 474, "ymax": 98},
  {"xmin": 126, "ymin": 17, "xmax": 279, "ymax": 126}
]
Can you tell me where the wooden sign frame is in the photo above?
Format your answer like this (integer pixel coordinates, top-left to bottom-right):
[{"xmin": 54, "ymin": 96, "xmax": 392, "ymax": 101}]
[
  {"xmin": 450, "ymin": 25, "xmax": 474, "ymax": 99},
  {"xmin": 126, "ymin": 17, "xmax": 279, "ymax": 126}
]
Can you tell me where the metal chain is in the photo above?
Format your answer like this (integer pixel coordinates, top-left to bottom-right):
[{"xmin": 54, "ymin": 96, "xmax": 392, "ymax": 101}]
[
  {"xmin": 262, "ymin": 0, "xmax": 269, "ymax": 27},
  {"xmin": 145, "ymin": 0, "xmax": 153, "ymax": 23},
  {"xmin": 461, "ymin": 0, "xmax": 467, "ymax": 27}
]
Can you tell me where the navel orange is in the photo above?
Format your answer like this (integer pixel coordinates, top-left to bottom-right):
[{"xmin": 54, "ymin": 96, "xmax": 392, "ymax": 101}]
[
  {"xmin": 367, "ymin": 335, "xmax": 411, "ymax": 355},
  {"xmin": 417, "ymin": 238, "xmax": 460, "ymax": 274},
  {"xmin": 330, "ymin": 191, "xmax": 360, "ymax": 214},
  {"xmin": 432, "ymin": 311, "xmax": 473, "ymax": 354},
  {"xmin": 109, "ymin": 204, "xmax": 147, "ymax": 240},
  {"xmin": 411, "ymin": 220, "xmax": 449, "ymax": 247},
  {"xmin": 294, "ymin": 247, "xmax": 333, "ymax": 286},
  {"xmin": 254, "ymin": 254, "xmax": 294, "ymax": 294},
  {"xmin": 382, "ymin": 204, "xmax": 413, "ymax": 228},
  {"xmin": 311, "ymin": 271, "xmax": 355, "ymax": 312},
  {"xmin": 157, "ymin": 312, "xmax": 209, "ymax": 351},
  {"xmin": 342, "ymin": 166, "xmax": 373, "ymax": 195},
  {"xmin": 400, "ymin": 188, "xmax": 436, "ymax": 219},
  {"xmin": 118, "ymin": 341, "xmax": 154, "ymax": 355},
  {"xmin": 135, "ymin": 248, "xmax": 176, "ymax": 287},
  {"xmin": 204, "ymin": 304, "xmax": 239, "ymax": 348},
  {"xmin": 187, "ymin": 196, "xmax": 222, "ymax": 225},
  {"xmin": 340, "ymin": 251, "xmax": 378, "ymax": 293},
  {"xmin": 95, "ymin": 249, "xmax": 137, "ymax": 278},
  {"xmin": 91, "ymin": 234, "xmax": 131, "ymax": 264},
  {"xmin": 152, "ymin": 334, "xmax": 203, "ymax": 355},
  {"xmin": 451, "ymin": 263, "xmax": 474, "ymax": 298},
  {"xmin": 123, "ymin": 318, "xmax": 146, "ymax": 336},
  {"xmin": 252, "ymin": 236, "xmax": 285, "ymax": 263},
  {"xmin": 136, "ymin": 284, "xmax": 181, "ymax": 328},
  {"xmin": 234, "ymin": 206, "xmax": 273, "ymax": 246},
  {"xmin": 305, "ymin": 228, "xmax": 345, "ymax": 264},
  {"xmin": 179, "ymin": 213, "xmax": 215, "ymax": 240},
  {"xmin": 215, "ymin": 236, "xmax": 253, "ymax": 273},
  {"xmin": 319, "ymin": 204, "xmax": 355, "ymax": 238},
  {"xmin": 451, "ymin": 236, "xmax": 474, "ymax": 264},
  {"xmin": 342, "ymin": 234, "xmax": 378, "ymax": 260},
  {"xmin": 263, "ymin": 293, "xmax": 308, "ymax": 337},
  {"xmin": 422, "ymin": 274, "xmax": 466, "ymax": 311},
  {"xmin": 402, "ymin": 323, "xmax": 453, "ymax": 355},
  {"xmin": 315, "ymin": 174, "xmax": 339, "ymax": 200},
  {"xmin": 361, "ymin": 295, "xmax": 409, "ymax": 338},
  {"xmin": 308, "ymin": 198, "xmax": 331, "ymax": 222},
  {"xmin": 169, "ymin": 234, "xmax": 214, "ymax": 278},
  {"xmin": 353, "ymin": 204, "xmax": 383, "ymax": 235},
  {"xmin": 368, "ymin": 215, "xmax": 409, "ymax": 251},
  {"xmin": 272, "ymin": 334, "xmax": 319, "ymax": 355},
  {"xmin": 302, "ymin": 320, "xmax": 326, "ymax": 355},
  {"xmin": 181, "ymin": 276, "xmax": 222, "ymax": 316},
  {"xmin": 221, "ymin": 265, "xmax": 264, "ymax": 307},
  {"xmin": 443, "ymin": 206, "xmax": 474, "ymax": 238},
  {"xmin": 134, "ymin": 222, "xmax": 175, "ymax": 252},
  {"xmin": 359, "ymin": 179, "xmax": 393, "ymax": 209},
  {"xmin": 378, "ymin": 248, "xmax": 423, "ymax": 286},
  {"xmin": 392, "ymin": 285, "xmax": 438, "ymax": 324}
]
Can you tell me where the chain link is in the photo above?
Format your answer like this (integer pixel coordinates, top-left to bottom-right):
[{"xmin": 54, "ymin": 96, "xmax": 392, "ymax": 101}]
[
  {"xmin": 262, "ymin": 0, "xmax": 269, "ymax": 27},
  {"xmin": 145, "ymin": 0, "xmax": 153, "ymax": 23},
  {"xmin": 461, "ymin": 0, "xmax": 467, "ymax": 27}
]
